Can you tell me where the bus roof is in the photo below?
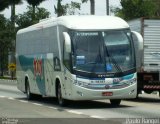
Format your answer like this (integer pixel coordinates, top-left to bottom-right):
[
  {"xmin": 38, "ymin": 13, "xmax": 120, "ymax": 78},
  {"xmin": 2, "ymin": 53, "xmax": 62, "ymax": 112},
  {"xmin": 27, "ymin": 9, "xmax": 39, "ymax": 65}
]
[{"xmin": 17, "ymin": 15, "xmax": 129, "ymax": 34}]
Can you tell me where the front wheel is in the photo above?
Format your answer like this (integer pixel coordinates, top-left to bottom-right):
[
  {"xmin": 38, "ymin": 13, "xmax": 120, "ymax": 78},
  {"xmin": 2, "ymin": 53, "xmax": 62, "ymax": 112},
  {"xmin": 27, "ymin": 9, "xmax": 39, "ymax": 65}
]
[
  {"xmin": 110, "ymin": 99, "xmax": 121, "ymax": 106},
  {"xmin": 57, "ymin": 83, "xmax": 67, "ymax": 106}
]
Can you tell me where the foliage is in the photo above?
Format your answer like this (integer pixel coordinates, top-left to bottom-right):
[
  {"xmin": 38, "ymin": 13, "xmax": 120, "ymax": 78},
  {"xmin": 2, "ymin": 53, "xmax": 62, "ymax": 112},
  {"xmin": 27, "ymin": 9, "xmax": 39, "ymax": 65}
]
[
  {"xmin": 0, "ymin": 15, "xmax": 14, "ymax": 76},
  {"xmin": 16, "ymin": 6, "xmax": 50, "ymax": 29},
  {"xmin": 64, "ymin": 1, "xmax": 81, "ymax": 15},
  {"xmin": 10, "ymin": 0, "xmax": 22, "ymax": 23},
  {"xmin": 152, "ymin": 0, "xmax": 160, "ymax": 16},
  {"xmin": 113, "ymin": 0, "xmax": 157, "ymax": 20},
  {"xmin": 26, "ymin": 0, "xmax": 46, "ymax": 21},
  {"xmin": 0, "ymin": 0, "xmax": 22, "ymax": 25},
  {"xmin": 54, "ymin": 0, "xmax": 81, "ymax": 16},
  {"xmin": 0, "ymin": 76, "xmax": 16, "ymax": 80},
  {"xmin": 81, "ymin": 0, "xmax": 88, "ymax": 3},
  {"xmin": 0, "ymin": 0, "xmax": 22, "ymax": 76},
  {"xmin": 82, "ymin": 0, "xmax": 95, "ymax": 15},
  {"xmin": 0, "ymin": 0, "xmax": 9, "ymax": 11},
  {"xmin": 26, "ymin": 0, "xmax": 46, "ymax": 6},
  {"xmin": 54, "ymin": 0, "xmax": 65, "ymax": 17}
]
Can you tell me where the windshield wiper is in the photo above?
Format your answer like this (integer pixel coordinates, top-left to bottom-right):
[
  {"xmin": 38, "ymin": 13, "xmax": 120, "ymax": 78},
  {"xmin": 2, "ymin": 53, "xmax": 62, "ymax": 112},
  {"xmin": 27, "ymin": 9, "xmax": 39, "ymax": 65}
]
[
  {"xmin": 85, "ymin": 62, "xmax": 97, "ymax": 64},
  {"xmin": 85, "ymin": 44, "xmax": 104, "ymax": 65},
  {"xmin": 109, "ymin": 55, "xmax": 122, "ymax": 73},
  {"xmin": 105, "ymin": 46, "xmax": 122, "ymax": 73}
]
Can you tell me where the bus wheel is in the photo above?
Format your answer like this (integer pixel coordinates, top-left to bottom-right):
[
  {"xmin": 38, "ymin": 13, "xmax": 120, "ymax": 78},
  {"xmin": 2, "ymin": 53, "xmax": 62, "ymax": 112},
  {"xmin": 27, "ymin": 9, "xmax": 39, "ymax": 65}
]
[
  {"xmin": 144, "ymin": 90, "xmax": 153, "ymax": 94},
  {"xmin": 26, "ymin": 80, "xmax": 34, "ymax": 100},
  {"xmin": 57, "ymin": 83, "xmax": 66, "ymax": 106},
  {"xmin": 110, "ymin": 99, "xmax": 121, "ymax": 106},
  {"xmin": 136, "ymin": 90, "xmax": 140, "ymax": 99}
]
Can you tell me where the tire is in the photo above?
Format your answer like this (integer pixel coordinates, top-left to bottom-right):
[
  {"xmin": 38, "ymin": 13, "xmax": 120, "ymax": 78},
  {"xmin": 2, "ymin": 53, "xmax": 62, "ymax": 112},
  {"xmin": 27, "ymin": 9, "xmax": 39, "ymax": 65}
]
[
  {"xmin": 136, "ymin": 90, "xmax": 140, "ymax": 99},
  {"xmin": 26, "ymin": 80, "xmax": 34, "ymax": 100},
  {"xmin": 136, "ymin": 93, "xmax": 139, "ymax": 99},
  {"xmin": 110, "ymin": 99, "xmax": 121, "ymax": 106},
  {"xmin": 144, "ymin": 90, "xmax": 153, "ymax": 94},
  {"xmin": 57, "ymin": 83, "xmax": 67, "ymax": 106}
]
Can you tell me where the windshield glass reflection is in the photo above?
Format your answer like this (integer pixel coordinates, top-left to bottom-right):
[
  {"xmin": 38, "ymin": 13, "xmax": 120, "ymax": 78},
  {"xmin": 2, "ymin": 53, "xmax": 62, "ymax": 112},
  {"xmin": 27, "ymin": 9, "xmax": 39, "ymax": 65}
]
[{"xmin": 70, "ymin": 30, "xmax": 135, "ymax": 74}]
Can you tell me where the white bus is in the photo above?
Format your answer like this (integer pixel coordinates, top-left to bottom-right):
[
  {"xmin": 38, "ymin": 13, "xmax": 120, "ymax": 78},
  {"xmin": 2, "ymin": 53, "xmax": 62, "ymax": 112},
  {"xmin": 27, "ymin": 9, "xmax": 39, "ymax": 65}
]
[{"xmin": 16, "ymin": 15, "xmax": 142, "ymax": 106}]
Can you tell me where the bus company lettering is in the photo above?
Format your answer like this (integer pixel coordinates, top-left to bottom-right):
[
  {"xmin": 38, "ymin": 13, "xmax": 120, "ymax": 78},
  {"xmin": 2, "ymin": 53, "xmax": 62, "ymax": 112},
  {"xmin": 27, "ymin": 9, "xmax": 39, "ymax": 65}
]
[{"xmin": 33, "ymin": 57, "xmax": 43, "ymax": 79}]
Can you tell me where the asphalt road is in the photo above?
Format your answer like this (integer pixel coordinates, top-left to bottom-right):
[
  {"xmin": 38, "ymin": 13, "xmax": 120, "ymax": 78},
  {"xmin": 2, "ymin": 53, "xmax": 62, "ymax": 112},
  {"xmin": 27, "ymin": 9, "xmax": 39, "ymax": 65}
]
[{"xmin": 0, "ymin": 79, "xmax": 160, "ymax": 124}]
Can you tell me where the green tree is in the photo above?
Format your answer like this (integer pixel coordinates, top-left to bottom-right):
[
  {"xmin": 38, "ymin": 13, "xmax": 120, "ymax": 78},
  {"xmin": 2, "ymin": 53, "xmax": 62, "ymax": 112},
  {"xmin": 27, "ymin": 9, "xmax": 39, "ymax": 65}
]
[
  {"xmin": 9, "ymin": 0, "xmax": 22, "ymax": 27},
  {"xmin": 113, "ymin": 0, "xmax": 156, "ymax": 20},
  {"xmin": 152, "ymin": 0, "xmax": 160, "ymax": 16},
  {"xmin": 26, "ymin": 0, "xmax": 46, "ymax": 22},
  {"xmin": 65, "ymin": 1, "xmax": 81, "ymax": 15},
  {"xmin": 0, "ymin": 15, "xmax": 13, "ymax": 76},
  {"xmin": 54, "ymin": 0, "xmax": 65, "ymax": 17},
  {"xmin": 0, "ymin": 0, "xmax": 9, "ymax": 11},
  {"xmin": 54, "ymin": 0, "xmax": 81, "ymax": 16},
  {"xmin": 0, "ymin": 0, "xmax": 22, "ymax": 74},
  {"xmin": 82, "ymin": 0, "xmax": 95, "ymax": 15},
  {"xmin": 16, "ymin": 6, "xmax": 50, "ymax": 29}
]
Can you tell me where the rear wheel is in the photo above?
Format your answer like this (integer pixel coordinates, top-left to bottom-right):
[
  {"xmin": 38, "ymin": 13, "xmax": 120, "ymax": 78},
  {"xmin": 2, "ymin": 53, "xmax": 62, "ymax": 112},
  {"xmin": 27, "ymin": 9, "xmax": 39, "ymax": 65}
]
[
  {"xmin": 144, "ymin": 90, "xmax": 153, "ymax": 94},
  {"xmin": 136, "ymin": 90, "xmax": 141, "ymax": 98},
  {"xmin": 110, "ymin": 99, "xmax": 121, "ymax": 106},
  {"xmin": 26, "ymin": 80, "xmax": 35, "ymax": 100},
  {"xmin": 57, "ymin": 83, "xmax": 67, "ymax": 106}
]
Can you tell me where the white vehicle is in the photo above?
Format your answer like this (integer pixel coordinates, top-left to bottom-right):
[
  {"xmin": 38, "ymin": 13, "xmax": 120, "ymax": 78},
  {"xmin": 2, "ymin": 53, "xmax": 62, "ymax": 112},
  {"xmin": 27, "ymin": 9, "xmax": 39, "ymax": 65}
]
[{"xmin": 16, "ymin": 15, "xmax": 142, "ymax": 106}]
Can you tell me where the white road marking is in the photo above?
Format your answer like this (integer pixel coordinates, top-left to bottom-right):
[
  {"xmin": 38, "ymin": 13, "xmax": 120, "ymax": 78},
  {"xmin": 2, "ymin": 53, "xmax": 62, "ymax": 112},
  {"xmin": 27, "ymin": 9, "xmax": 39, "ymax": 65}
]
[
  {"xmin": 48, "ymin": 106, "xmax": 57, "ymax": 110},
  {"xmin": 8, "ymin": 97, "xmax": 15, "ymax": 100},
  {"xmin": 19, "ymin": 100, "xmax": 28, "ymax": 103},
  {"xmin": 90, "ymin": 115, "xmax": 105, "ymax": 119},
  {"xmin": 0, "ymin": 96, "xmax": 6, "ymax": 98},
  {"xmin": 32, "ymin": 103, "xmax": 43, "ymax": 106},
  {"xmin": 67, "ymin": 110, "xmax": 83, "ymax": 115}
]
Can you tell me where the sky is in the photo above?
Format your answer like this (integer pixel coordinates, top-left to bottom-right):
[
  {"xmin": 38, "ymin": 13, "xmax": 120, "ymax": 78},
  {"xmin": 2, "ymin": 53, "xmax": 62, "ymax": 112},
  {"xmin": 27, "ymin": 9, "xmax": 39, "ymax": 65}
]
[{"xmin": 0, "ymin": 0, "xmax": 121, "ymax": 18}]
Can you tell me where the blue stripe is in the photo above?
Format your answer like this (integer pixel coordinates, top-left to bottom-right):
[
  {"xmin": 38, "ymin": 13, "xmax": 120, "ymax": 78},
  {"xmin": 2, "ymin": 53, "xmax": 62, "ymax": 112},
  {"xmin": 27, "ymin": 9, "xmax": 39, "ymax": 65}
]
[{"xmin": 122, "ymin": 74, "xmax": 134, "ymax": 80}]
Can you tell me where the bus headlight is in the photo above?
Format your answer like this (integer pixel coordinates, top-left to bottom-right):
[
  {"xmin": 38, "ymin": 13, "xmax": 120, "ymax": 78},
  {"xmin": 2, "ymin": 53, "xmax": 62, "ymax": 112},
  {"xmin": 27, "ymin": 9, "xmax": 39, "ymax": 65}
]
[
  {"xmin": 123, "ymin": 78, "xmax": 137, "ymax": 85},
  {"xmin": 73, "ymin": 80, "xmax": 88, "ymax": 87}
]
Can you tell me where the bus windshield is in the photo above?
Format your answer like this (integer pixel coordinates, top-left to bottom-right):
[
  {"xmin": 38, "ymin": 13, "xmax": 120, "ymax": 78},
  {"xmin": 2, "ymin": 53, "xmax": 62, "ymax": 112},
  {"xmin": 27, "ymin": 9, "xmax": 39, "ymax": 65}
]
[{"xmin": 70, "ymin": 29, "xmax": 135, "ymax": 75}]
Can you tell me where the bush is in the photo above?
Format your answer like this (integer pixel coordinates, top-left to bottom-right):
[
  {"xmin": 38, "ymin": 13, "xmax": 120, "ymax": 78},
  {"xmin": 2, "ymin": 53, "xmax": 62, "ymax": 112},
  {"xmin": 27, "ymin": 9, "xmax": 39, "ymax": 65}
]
[{"xmin": 0, "ymin": 76, "xmax": 16, "ymax": 80}]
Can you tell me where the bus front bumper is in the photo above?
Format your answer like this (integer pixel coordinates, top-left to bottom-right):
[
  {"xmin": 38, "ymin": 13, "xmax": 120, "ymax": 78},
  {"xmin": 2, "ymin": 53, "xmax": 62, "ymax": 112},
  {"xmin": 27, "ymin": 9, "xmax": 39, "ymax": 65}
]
[{"xmin": 70, "ymin": 83, "xmax": 137, "ymax": 100}]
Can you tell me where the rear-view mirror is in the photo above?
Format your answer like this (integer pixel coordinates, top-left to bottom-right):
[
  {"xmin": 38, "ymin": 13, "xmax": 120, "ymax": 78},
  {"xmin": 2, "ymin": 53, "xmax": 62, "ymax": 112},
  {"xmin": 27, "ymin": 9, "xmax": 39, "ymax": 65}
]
[{"xmin": 63, "ymin": 32, "xmax": 71, "ymax": 53}]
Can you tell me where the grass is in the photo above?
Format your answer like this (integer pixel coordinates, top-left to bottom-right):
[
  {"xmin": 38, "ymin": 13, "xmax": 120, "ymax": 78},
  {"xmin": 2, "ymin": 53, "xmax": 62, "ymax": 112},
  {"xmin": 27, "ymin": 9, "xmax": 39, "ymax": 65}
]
[{"xmin": 0, "ymin": 76, "xmax": 16, "ymax": 80}]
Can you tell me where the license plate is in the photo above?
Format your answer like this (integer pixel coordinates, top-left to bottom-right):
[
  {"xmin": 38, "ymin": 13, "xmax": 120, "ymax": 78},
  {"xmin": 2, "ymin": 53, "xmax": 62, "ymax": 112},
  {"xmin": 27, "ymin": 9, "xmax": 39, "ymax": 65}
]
[
  {"xmin": 102, "ymin": 92, "xmax": 113, "ymax": 96},
  {"xmin": 90, "ymin": 80, "xmax": 105, "ymax": 83}
]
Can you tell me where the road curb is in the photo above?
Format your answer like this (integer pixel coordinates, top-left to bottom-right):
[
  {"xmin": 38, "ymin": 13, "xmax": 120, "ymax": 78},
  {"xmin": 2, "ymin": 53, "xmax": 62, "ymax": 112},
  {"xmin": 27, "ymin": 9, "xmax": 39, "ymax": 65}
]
[{"xmin": 0, "ymin": 79, "xmax": 17, "ymax": 85}]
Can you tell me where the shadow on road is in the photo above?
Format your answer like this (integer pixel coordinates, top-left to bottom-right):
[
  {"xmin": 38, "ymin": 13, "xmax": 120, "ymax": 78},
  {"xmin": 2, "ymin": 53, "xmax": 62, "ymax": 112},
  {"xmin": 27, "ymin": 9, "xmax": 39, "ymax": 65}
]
[
  {"xmin": 16, "ymin": 96, "xmax": 132, "ymax": 109},
  {"xmin": 125, "ymin": 96, "xmax": 160, "ymax": 103}
]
